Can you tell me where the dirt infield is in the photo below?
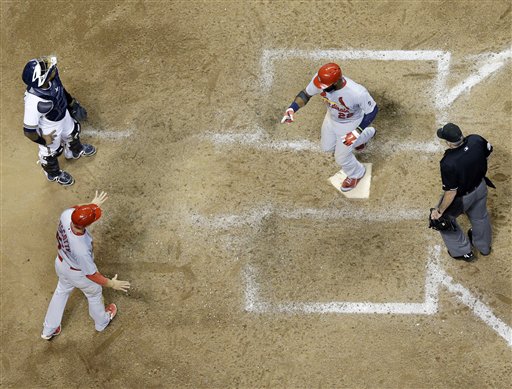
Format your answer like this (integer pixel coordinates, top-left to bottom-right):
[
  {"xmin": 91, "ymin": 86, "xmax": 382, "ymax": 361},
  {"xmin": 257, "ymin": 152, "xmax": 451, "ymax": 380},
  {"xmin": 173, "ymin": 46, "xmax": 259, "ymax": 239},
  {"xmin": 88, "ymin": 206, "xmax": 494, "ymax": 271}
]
[{"xmin": 1, "ymin": 1, "xmax": 511, "ymax": 388}]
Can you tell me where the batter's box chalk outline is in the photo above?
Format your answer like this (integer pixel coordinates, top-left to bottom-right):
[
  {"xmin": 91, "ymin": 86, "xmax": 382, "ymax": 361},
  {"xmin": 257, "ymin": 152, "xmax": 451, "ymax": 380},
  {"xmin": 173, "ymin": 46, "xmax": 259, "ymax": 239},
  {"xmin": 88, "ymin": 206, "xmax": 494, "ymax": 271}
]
[
  {"xmin": 82, "ymin": 127, "xmax": 134, "ymax": 139},
  {"xmin": 260, "ymin": 48, "xmax": 512, "ymax": 124},
  {"xmin": 243, "ymin": 245, "xmax": 512, "ymax": 347},
  {"xmin": 189, "ymin": 204, "xmax": 426, "ymax": 230},
  {"xmin": 202, "ymin": 48, "xmax": 510, "ymax": 154},
  {"xmin": 201, "ymin": 126, "xmax": 443, "ymax": 154}
]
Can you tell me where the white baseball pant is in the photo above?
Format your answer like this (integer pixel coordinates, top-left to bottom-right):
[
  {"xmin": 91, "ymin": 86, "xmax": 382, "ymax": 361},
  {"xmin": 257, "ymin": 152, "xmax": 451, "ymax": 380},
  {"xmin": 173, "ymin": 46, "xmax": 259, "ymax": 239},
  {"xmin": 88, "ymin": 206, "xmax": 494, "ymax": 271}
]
[
  {"xmin": 37, "ymin": 111, "xmax": 77, "ymax": 162},
  {"xmin": 42, "ymin": 257, "xmax": 111, "ymax": 337},
  {"xmin": 320, "ymin": 113, "xmax": 376, "ymax": 179}
]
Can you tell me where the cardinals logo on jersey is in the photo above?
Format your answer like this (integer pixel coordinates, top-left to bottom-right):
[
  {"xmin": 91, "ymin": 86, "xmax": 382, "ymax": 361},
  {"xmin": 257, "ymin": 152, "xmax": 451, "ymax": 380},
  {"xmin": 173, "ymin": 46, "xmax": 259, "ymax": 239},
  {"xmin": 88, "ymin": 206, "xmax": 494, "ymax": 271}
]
[{"xmin": 338, "ymin": 97, "xmax": 349, "ymax": 111}]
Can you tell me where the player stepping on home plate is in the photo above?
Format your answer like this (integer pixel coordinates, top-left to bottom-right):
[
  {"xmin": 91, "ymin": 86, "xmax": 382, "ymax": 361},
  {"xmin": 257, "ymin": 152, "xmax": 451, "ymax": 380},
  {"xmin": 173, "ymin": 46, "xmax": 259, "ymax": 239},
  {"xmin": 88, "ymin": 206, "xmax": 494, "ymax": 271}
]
[{"xmin": 281, "ymin": 62, "xmax": 378, "ymax": 193}]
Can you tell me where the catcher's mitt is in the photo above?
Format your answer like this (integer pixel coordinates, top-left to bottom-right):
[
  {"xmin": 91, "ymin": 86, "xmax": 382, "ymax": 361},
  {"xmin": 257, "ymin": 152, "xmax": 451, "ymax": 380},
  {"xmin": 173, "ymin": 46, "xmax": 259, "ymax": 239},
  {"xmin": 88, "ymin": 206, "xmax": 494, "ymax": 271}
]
[
  {"xmin": 428, "ymin": 208, "xmax": 456, "ymax": 231},
  {"xmin": 69, "ymin": 99, "xmax": 87, "ymax": 122}
]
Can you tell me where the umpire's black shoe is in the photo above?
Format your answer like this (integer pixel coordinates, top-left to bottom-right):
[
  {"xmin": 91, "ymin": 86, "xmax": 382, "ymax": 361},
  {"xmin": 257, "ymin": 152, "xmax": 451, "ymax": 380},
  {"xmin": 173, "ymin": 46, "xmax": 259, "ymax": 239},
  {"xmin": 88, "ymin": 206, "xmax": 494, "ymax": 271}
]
[
  {"xmin": 449, "ymin": 250, "xmax": 476, "ymax": 262},
  {"xmin": 467, "ymin": 229, "xmax": 491, "ymax": 256}
]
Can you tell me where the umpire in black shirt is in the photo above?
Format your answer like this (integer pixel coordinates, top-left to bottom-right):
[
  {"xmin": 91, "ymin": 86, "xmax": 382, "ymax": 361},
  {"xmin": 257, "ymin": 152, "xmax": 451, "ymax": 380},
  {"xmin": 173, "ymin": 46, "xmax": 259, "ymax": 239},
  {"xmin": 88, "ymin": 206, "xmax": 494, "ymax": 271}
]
[{"xmin": 431, "ymin": 123, "xmax": 494, "ymax": 262}]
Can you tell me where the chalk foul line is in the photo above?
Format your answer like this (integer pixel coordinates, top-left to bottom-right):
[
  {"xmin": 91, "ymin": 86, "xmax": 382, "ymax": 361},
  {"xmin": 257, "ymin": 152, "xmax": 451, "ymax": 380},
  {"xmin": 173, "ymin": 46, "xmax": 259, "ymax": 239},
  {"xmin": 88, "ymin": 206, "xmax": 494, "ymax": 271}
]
[
  {"xmin": 243, "ymin": 244, "xmax": 512, "ymax": 347},
  {"xmin": 438, "ymin": 47, "xmax": 512, "ymax": 109}
]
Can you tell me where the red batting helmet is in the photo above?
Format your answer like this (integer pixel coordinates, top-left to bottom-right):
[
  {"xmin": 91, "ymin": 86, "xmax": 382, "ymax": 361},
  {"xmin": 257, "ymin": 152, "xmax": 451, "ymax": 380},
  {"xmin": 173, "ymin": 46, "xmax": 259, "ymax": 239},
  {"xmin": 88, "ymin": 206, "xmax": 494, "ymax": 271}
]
[
  {"xmin": 71, "ymin": 204, "xmax": 102, "ymax": 227},
  {"xmin": 313, "ymin": 63, "xmax": 342, "ymax": 89}
]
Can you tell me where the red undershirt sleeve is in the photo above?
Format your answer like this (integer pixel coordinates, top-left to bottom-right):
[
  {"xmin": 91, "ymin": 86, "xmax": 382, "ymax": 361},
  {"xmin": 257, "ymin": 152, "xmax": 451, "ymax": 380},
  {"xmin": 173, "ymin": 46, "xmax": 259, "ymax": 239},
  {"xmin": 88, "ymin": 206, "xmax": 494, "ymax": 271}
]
[{"xmin": 86, "ymin": 272, "xmax": 109, "ymax": 286}]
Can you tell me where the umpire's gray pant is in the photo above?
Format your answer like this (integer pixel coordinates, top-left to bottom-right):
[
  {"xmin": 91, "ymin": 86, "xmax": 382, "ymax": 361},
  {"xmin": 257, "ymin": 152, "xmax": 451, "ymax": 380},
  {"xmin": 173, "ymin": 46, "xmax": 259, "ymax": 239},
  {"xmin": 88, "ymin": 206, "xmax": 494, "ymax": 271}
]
[{"xmin": 440, "ymin": 179, "xmax": 492, "ymax": 257}]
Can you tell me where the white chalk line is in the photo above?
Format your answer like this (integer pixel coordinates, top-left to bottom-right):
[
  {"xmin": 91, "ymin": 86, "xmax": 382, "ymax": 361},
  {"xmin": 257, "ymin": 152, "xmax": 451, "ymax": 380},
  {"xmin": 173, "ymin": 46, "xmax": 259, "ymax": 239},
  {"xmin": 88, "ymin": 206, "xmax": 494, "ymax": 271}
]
[
  {"xmin": 440, "ymin": 47, "xmax": 512, "ymax": 109},
  {"xmin": 205, "ymin": 49, "xmax": 509, "ymax": 154},
  {"xmin": 190, "ymin": 205, "xmax": 425, "ymax": 230},
  {"xmin": 440, "ymin": 274, "xmax": 512, "ymax": 347},
  {"xmin": 244, "ymin": 244, "xmax": 512, "ymax": 347},
  {"xmin": 82, "ymin": 128, "xmax": 133, "ymax": 139},
  {"xmin": 202, "ymin": 127, "xmax": 442, "ymax": 154},
  {"xmin": 261, "ymin": 48, "xmax": 511, "ymax": 124},
  {"xmin": 260, "ymin": 49, "xmax": 450, "ymax": 92}
]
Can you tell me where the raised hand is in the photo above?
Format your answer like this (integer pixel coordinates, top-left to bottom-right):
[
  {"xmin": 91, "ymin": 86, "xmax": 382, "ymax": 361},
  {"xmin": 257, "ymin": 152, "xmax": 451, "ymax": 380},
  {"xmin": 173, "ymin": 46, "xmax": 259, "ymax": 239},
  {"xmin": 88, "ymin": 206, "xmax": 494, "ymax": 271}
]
[{"xmin": 91, "ymin": 190, "xmax": 108, "ymax": 207}]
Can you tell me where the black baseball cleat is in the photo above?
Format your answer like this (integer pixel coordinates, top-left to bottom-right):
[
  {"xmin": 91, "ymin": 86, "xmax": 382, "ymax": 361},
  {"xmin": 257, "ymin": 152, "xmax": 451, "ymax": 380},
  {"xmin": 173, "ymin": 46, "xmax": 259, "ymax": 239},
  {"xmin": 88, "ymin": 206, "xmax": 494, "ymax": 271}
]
[
  {"xmin": 449, "ymin": 250, "xmax": 476, "ymax": 262},
  {"xmin": 467, "ymin": 228, "xmax": 491, "ymax": 256},
  {"xmin": 67, "ymin": 144, "xmax": 97, "ymax": 160},
  {"xmin": 45, "ymin": 170, "xmax": 75, "ymax": 186}
]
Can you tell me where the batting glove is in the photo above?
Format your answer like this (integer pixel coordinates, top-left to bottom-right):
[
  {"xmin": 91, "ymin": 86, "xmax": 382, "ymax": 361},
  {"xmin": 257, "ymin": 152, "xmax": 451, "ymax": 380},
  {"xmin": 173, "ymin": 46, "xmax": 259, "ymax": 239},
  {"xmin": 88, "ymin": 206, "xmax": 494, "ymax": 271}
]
[
  {"xmin": 106, "ymin": 274, "xmax": 131, "ymax": 292},
  {"xmin": 342, "ymin": 127, "xmax": 362, "ymax": 146},
  {"xmin": 281, "ymin": 108, "xmax": 295, "ymax": 124}
]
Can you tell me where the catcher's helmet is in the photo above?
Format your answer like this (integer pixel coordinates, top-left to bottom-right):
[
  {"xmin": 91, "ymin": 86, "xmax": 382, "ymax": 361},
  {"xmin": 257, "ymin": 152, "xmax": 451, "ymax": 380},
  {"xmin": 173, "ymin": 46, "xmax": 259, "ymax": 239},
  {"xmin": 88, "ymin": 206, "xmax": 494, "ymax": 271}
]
[
  {"xmin": 314, "ymin": 63, "xmax": 342, "ymax": 89},
  {"xmin": 71, "ymin": 204, "xmax": 102, "ymax": 227},
  {"xmin": 22, "ymin": 56, "xmax": 57, "ymax": 88}
]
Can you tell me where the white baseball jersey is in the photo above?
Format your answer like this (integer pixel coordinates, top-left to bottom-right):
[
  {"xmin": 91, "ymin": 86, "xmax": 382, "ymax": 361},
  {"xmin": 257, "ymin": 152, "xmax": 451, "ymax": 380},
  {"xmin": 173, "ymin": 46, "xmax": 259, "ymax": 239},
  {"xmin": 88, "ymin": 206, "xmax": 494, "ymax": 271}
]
[
  {"xmin": 305, "ymin": 76, "xmax": 376, "ymax": 124},
  {"xmin": 56, "ymin": 208, "xmax": 98, "ymax": 276}
]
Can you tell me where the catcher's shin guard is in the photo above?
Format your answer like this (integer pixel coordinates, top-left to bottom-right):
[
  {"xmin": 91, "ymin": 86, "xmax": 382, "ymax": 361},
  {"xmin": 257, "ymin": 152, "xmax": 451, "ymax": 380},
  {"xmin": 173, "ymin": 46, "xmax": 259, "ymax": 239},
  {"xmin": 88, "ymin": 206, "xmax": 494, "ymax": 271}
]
[
  {"xmin": 67, "ymin": 121, "xmax": 83, "ymax": 155},
  {"xmin": 66, "ymin": 121, "xmax": 96, "ymax": 159},
  {"xmin": 41, "ymin": 155, "xmax": 74, "ymax": 186}
]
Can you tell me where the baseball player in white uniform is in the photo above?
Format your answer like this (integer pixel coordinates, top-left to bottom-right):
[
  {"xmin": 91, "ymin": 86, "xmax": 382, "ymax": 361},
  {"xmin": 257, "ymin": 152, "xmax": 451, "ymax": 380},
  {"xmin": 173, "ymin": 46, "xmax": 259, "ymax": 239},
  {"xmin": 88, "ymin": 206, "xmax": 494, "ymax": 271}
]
[
  {"xmin": 41, "ymin": 191, "xmax": 130, "ymax": 340},
  {"xmin": 281, "ymin": 63, "xmax": 379, "ymax": 191},
  {"xmin": 22, "ymin": 56, "xmax": 95, "ymax": 186}
]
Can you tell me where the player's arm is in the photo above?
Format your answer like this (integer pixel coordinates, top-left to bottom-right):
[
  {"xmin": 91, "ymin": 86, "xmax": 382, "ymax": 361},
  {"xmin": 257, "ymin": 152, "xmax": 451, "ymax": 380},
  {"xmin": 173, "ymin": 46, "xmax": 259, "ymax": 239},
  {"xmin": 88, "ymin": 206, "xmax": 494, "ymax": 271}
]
[
  {"xmin": 358, "ymin": 90, "xmax": 379, "ymax": 130},
  {"xmin": 359, "ymin": 104, "xmax": 378, "ymax": 129},
  {"xmin": 23, "ymin": 125, "xmax": 56, "ymax": 146},
  {"xmin": 341, "ymin": 92, "xmax": 379, "ymax": 146},
  {"xmin": 79, "ymin": 250, "xmax": 130, "ymax": 292},
  {"xmin": 23, "ymin": 94, "xmax": 50, "ymax": 145},
  {"xmin": 431, "ymin": 165, "xmax": 458, "ymax": 219},
  {"xmin": 281, "ymin": 90, "xmax": 312, "ymax": 124},
  {"xmin": 431, "ymin": 189, "xmax": 457, "ymax": 219},
  {"xmin": 86, "ymin": 272, "xmax": 130, "ymax": 292},
  {"xmin": 23, "ymin": 124, "xmax": 46, "ymax": 145}
]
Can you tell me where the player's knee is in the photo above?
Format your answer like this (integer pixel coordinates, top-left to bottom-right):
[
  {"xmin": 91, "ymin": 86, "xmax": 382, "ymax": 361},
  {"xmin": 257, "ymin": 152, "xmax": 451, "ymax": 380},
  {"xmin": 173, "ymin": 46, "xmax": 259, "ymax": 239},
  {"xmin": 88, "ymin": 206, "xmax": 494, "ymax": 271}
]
[
  {"xmin": 334, "ymin": 154, "xmax": 349, "ymax": 166},
  {"xmin": 321, "ymin": 144, "xmax": 335, "ymax": 153},
  {"xmin": 363, "ymin": 126, "xmax": 376, "ymax": 138}
]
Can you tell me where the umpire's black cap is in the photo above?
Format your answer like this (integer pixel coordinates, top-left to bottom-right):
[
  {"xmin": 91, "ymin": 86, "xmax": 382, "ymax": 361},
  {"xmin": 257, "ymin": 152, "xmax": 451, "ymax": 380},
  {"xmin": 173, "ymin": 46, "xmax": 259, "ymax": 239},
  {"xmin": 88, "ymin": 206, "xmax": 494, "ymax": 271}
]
[{"xmin": 437, "ymin": 123, "xmax": 463, "ymax": 142}]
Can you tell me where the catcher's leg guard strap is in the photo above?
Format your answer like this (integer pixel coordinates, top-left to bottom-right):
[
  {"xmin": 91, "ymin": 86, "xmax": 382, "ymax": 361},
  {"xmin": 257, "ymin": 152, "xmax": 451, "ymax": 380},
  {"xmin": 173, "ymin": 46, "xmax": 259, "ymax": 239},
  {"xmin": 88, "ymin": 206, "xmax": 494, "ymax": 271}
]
[
  {"xmin": 41, "ymin": 155, "xmax": 61, "ymax": 175},
  {"xmin": 67, "ymin": 121, "xmax": 83, "ymax": 154}
]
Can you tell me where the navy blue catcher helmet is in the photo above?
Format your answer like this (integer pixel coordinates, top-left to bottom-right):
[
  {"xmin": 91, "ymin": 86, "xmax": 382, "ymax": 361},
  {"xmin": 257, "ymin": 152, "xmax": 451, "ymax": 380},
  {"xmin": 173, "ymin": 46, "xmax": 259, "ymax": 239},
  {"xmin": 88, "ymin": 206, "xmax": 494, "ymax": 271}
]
[{"xmin": 22, "ymin": 56, "xmax": 57, "ymax": 88}]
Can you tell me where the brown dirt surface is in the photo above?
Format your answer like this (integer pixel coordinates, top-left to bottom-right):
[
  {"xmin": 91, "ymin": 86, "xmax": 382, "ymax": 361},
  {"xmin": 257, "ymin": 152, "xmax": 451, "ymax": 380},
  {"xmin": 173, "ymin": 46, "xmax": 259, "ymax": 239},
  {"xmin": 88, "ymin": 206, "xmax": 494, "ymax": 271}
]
[{"xmin": 1, "ymin": 1, "xmax": 511, "ymax": 388}]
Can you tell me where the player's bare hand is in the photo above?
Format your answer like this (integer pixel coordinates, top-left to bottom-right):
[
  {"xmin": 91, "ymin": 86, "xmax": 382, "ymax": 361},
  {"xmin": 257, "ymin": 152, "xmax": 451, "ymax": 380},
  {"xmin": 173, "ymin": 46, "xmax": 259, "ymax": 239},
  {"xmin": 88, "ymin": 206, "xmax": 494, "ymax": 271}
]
[
  {"xmin": 281, "ymin": 108, "xmax": 295, "ymax": 124},
  {"xmin": 108, "ymin": 274, "xmax": 131, "ymax": 292},
  {"xmin": 42, "ymin": 130, "xmax": 57, "ymax": 145},
  {"xmin": 430, "ymin": 208, "xmax": 442, "ymax": 220},
  {"xmin": 91, "ymin": 191, "xmax": 108, "ymax": 206}
]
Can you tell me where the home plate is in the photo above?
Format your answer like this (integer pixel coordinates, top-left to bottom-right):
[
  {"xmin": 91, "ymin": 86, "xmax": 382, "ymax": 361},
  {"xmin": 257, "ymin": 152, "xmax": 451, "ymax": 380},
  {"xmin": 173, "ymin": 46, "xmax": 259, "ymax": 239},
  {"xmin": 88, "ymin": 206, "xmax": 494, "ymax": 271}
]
[{"xmin": 329, "ymin": 163, "xmax": 372, "ymax": 198}]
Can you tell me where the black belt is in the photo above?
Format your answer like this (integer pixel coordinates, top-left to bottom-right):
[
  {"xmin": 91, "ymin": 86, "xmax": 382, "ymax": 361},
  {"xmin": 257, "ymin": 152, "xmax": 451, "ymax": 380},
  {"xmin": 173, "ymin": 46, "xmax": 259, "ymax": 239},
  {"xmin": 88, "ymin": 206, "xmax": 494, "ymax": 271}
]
[
  {"xmin": 58, "ymin": 254, "xmax": 81, "ymax": 271},
  {"xmin": 459, "ymin": 177, "xmax": 496, "ymax": 197},
  {"xmin": 459, "ymin": 185, "xmax": 479, "ymax": 197}
]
